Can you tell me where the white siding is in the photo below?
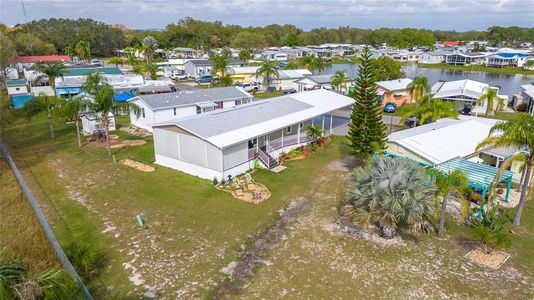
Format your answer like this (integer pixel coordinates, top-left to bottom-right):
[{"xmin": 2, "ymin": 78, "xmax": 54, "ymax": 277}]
[
  {"xmin": 223, "ymin": 142, "xmax": 248, "ymax": 169},
  {"xmin": 206, "ymin": 143, "xmax": 223, "ymax": 171},
  {"xmin": 179, "ymin": 133, "xmax": 209, "ymax": 167},
  {"xmin": 130, "ymin": 99, "xmax": 156, "ymax": 131},
  {"xmin": 154, "ymin": 128, "xmax": 179, "ymax": 159}
]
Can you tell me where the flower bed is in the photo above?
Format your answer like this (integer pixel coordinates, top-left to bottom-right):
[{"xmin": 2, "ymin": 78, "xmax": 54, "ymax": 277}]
[{"xmin": 215, "ymin": 172, "xmax": 271, "ymax": 204}]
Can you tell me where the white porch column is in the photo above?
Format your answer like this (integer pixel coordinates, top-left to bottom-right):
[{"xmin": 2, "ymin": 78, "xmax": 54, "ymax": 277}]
[
  {"xmin": 329, "ymin": 114, "xmax": 333, "ymax": 134},
  {"xmin": 321, "ymin": 115, "xmax": 325, "ymax": 135},
  {"xmin": 297, "ymin": 123, "xmax": 301, "ymax": 145},
  {"xmin": 281, "ymin": 129, "xmax": 284, "ymax": 147}
]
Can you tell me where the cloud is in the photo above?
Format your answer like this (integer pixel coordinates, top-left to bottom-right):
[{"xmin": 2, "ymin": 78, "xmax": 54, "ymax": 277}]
[{"xmin": 1, "ymin": 0, "xmax": 533, "ymax": 30}]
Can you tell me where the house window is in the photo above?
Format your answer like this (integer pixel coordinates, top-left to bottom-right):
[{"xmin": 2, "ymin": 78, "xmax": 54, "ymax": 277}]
[
  {"xmin": 196, "ymin": 106, "xmax": 202, "ymax": 114},
  {"xmin": 173, "ymin": 108, "xmax": 177, "ymax": 116},
  {"xmin": 248, "ymin": 138, "xmax": 258, "ymax": 149},
  {"xmin": 215, "ymin": 101, "xmax": 223, "ymax": 109},
  {"xmin": 15, "ymin": 87, "xmax": 20, "ymax": 91},
  {"xmin": 141, "ymin": 108, "xmax": 145, "ymax": 118},
  {"xmin": 286, "ymin": 126, "xmax": 292, "ymax": 134},
  {"xmin": 235, "ymin": 100, "xmax": 241, "ymax": 106},
  {"xmin": 299, "ymin": 123, "xmax": 303, "ymax": 129}
]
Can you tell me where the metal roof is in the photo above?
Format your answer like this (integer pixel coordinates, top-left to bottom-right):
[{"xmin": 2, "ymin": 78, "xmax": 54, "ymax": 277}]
[
  {"xmin": 5, "ymin": 79, "xmax": 27, "ymax": 86},
  {"xmin": 170, "ymin": 99, "xmax": 312, "ymax": 138},
  {"xmin": 387, "ymin": 116, "xmax": 502, "ymax": 165},
  {"xmin": 153, "ymin": 89, "xmax": 354, "ymax": 148},
  {"xmin": 63, "ymin": 67, "xmax": 122, "ymax": 76},
  {"xmin": 16, "ymin": 55, "xmax": 71, "ymax": 63},
  {"xmin": 437, "ymin": 157, "xmax": 513, "ymax": 188},
  {"xmin": 130, "ymin": 86, "xmax": 252, "ymax": 110},
  {"xmin": 431, "ymin": 79, "xmax": 491, "ymax": 100},
  {"xmin": 376, "ymin": 78, "xmax": 412, "ymax": 92},
  {"xmin": 297, "ymin": 74, "xmax": 334, "ymax": 84}
]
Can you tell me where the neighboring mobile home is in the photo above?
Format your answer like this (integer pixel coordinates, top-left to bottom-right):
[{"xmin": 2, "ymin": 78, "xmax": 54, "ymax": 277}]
[
  {"xmin": 151, "ymin": 89, "xmax": 354, "ymax": 180},
  {"xmin": 376, "ymin": 78, "xmax": 413, "ymax": 106},
  {"xmin": 385, "ymin": 116, "xmax": 523, "ymax": 182},
  {"xmin": 431, "ymin": 79, "xmax": 506, "ymax": 114},
  {"xmin": 128, "ymin": 86, "xmax": 253, "ymax": 131},
  {"xmin": 295, "ymin": 74, "xmax": 335, "ymax": 92}
]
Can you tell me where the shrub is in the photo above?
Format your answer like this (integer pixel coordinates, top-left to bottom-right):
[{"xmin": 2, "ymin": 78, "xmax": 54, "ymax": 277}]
[
  {"xmin": 345, "ymin": 156, "xmax": 436, "ymax": 238},
  {"xmin": 516, "ymin": 103, "xmax": 528, "ymax": 112},
  {"xmin": 470, "ymin": 206, "xmax": 511, "ymax": 253}
]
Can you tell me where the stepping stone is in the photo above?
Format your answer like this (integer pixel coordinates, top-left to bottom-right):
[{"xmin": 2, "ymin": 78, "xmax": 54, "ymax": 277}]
[{"xmin": 270, "ymin": 165, "xmax": 287, "ymax": 173}]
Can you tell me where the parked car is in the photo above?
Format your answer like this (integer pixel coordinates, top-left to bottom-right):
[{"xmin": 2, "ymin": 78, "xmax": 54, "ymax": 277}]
[
  {"xmin": 283, "ymin": 89, "xmax": 297, "ymax": 95},
  {"xmin": 195, "ymin": 75, "xmax": 213, "ymax": 83},
  {"xmin": 461, "ymin": 106, "xmax": 472, "ymax": 115},
  {"xmin": 241, "ymin": 83, "xmax": 260, "ymax": 92},
  {"xmin": 383, "ymin": 102, "xmax": 397, "ymax": 113},
  {"xmin": 171, "ymin": 74, "xmax": 189, "ymax": 80},
  {"xmin": 404, "ymin": 115, "xmax": 419, "ymax": 128}
]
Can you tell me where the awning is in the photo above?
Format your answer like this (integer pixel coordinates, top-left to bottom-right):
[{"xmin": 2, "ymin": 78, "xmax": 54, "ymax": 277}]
[
  {"xmin": 376, "ymin": 90, "xmax": 386, "ymax": 96},
  {"xmin": 196, "ymin": 101, "xmax": 217, "ymax": 108},
  {"xmin": 436, "ymin": 157, "xmax": 514, "ymax": 202},
  {"xmin": 114, "ymin": 92, "xmax": 134, "ymax": 102}
]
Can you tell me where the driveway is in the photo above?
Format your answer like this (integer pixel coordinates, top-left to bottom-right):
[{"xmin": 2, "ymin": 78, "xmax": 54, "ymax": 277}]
[{"xmin": 329, "ymin": 108, "xmax": 403, "ymax": 136}]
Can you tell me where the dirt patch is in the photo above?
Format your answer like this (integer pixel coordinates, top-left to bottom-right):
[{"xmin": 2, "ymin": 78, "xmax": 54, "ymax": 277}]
[
  {"xmin": 212, "ymin": 197, "xmax": 311, "ymax": 299},
  {"xmin": 331, "ymin": 218, "xmax": 407, "ymax": 247},
  {"xmin": 120, "ymin": 125, "xmax": 152, "ymax": 138},
  {"xmin": 119, "ymin": 159, "xmax": 155, "ymax": 172},
  {"xmin": 466, "ymin": 248, "xmax": 511, "ymax": 269},
  {"xmin": 327, "ymin": 156, "xmax": 358, "ymax": 172},
  {"xmin": 90, "ymin": 138, "xmax": 147, "ymax": 149}
]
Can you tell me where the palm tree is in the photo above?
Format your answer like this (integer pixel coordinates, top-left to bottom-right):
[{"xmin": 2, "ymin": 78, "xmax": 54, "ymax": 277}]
[
  {"xmin": 86, "ymin": 84, "xmax": 140, "ymax": 156},
  {"xmin": 331, "ymin": 70, "xmax": 347, "ymax": 93},
  {"xmin": 56, "ymin": 96, "xmax": 88, "ymax": 147},
  {"xmin": 477, "ymin": 88, "xmax": 504, "ymax": 117},
  {"xmin": 25, "ymin": 93, "xmax": 60, "ymax": 138},
  {"xmin": 255, "ymin": 61, "xmax": 279, "ymax": 91},
  {"xmin": 210, "ymin": 54, "xmax": 230, "ymax": 77},
  {"xmin": 407, "ymin": 76, "xmax": 430, "ymax": 105},
  {"xmin": 238, "ymin": 49, "xmax": 251, "ymax": 62},
  {"xmin": 430, "ymin": 169, "xmax": 469, "ymax": 237},
  {"xmin": 142, "ymin": 36, "xmax": 158, "ymax": 61},
  {"xmin": 142, "ymin": 62, "xmax": 163, "ymax": 80},
  {"xmin": 344, "ymin": 155, "xmax": 436, "ymax": 238},
  {"xmin": 108, "ymin": 57, "xmax": 124, "ymax": 68},
  {"xmin": 63, "ymin": 45, "xmax": 75, "ymax": 60},
  {"xmin": 399, "ymin": 97, "xmax": 459, "ymax": 126},
  {"xmin": 38, "ymin": 62, "xmax": 66, "ymax": 89},
  {"xmin": 476, "ymin": 114, "xmax": 534, "ymax": 225},
  {"xmin": 75, "ymin": 40, "xmax": 90, "ymax": 62},
  {"xmin": 82, "ymin": 72, "xmax": 106, "ymax": 95},
  {"xmin": 299, "ymin": 56, "xmax": 325, "ymax": 73},
  {"xmin": 306, "ymin": 125, "xmax": 324, "ymax": 144}
]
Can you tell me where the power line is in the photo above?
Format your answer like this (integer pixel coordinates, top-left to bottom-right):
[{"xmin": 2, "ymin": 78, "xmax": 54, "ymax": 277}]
[{"xmin": 21, "ymin": 0, "xmax": 34, "ymax": 55}]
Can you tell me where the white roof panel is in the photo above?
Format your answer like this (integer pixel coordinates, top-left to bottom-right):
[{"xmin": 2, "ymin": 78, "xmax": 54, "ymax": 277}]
[
  {"xmin": 388, "ymin": 116, "xmax": 502, "ymax": 165},
  {"xmin": 154, "ymin": 89, "xmax": 354, "ymax": 148},
  {"xmin": 376, "ymin": 78, "xmax": 412, "ymax": 91}
]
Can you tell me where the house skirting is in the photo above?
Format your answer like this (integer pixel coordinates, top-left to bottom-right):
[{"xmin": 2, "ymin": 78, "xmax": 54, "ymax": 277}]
[{"xmin": 155, "ymin": 154, "xmax": 255, "ymax": 181}]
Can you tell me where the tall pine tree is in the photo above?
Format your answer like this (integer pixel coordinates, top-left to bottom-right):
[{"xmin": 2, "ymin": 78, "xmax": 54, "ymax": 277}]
[{"xmin": 347, "ymin": 46, "xmax": 387, "ymax": 158}]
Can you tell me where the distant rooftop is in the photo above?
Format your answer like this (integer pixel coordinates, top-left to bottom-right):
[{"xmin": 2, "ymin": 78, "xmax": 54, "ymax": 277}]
[
  {"xmin": 17, "ymin": 55, "xmax": 71, "ymax": 63},
  {"xmin": 5, "ymin": 79, "xmax": 27, "ymax": 87},
  {"xmin": 131, "ymin": 86, "xmax": 252, "ymax": 110},
  {"xmin": 376, "ymin": 78, "xmax": 412, "ymax": 91},
  {"xmin": 63, "ymin": 67, "xmax": 122, "ymax": 76}
]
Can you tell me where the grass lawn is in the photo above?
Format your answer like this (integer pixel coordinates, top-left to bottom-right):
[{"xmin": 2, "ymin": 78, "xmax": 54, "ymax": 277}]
[
  {"xmin": 2, "ymin": 91, "xmax": 533, "ymax": 299},
  {"xmin": 0, "ymin": 93, "xmax": 347, "ymax": 298},
  {"xmin": 417, "ymin": 63, "xmax": 534, "ymax": 75},
  {"xmin": 0, "ymin": 158, "xmax": 60, "ymax": 275},
  {"xmin": 252, "ymin": 91, "xmax": 285, "ymax": 99}
]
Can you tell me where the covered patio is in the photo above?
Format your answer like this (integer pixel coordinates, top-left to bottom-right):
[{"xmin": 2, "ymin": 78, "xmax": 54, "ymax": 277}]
[{"xmin": 436, "ymin": 157, "xmax": 514, "ymax": 203}]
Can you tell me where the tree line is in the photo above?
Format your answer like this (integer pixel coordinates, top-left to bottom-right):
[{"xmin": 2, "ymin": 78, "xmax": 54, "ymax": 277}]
[{"xmin": 1, "ymin": 18, "xmax": 533, "ymax": 62}]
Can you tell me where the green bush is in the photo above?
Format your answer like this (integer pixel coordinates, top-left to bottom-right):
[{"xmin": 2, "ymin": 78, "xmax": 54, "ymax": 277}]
[{"xmin": 516, "ymin": 103, "xmax": 528, "ymax": 112}]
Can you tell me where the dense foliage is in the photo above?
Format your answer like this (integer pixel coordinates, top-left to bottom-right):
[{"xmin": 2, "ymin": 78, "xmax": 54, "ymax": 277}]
[
  {"xmin": 347, "ymin": 47, "xmax": 386, "ymax": 158},
  {"xmin": 344, "ymin": 155, "xmax": 436, "ymax": 238},
  {"xmin": 1, "ymin": 17, "xmax": 532, "ymax": 59}
]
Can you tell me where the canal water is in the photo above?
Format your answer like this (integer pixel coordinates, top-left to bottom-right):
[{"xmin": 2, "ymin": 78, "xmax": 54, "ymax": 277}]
[{"xmin": 314, "ymin": 62, "xmax": 534, "ymax": 98}]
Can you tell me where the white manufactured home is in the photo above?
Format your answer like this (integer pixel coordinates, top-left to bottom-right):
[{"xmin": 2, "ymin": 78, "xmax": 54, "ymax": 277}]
[
  {"xmin": 128, "ymin": 87, "xmax": 253, "ymax": 132},
  {"xmin": 151, "ymin": 89, "xmax": 354, "ymax": 180}
]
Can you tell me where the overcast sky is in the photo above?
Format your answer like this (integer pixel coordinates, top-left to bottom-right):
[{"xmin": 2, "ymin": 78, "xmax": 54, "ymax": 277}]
[{"xmin": 1, "ymin": 0, "xmax": 533, "ymax": 31}]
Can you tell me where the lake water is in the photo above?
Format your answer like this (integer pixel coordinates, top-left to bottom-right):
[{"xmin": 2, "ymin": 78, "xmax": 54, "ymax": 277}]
[{"xmin": 314, "ymin": 62, "xmax": 534, "ymax": 98}]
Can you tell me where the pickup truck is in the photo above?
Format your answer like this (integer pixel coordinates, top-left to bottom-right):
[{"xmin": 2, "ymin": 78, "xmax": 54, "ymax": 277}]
[{"xmin": 238, "ymin": 83, "xmax": 260, "ymax": 92}]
